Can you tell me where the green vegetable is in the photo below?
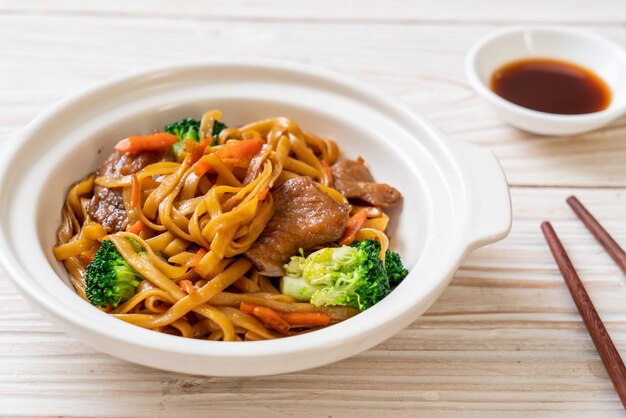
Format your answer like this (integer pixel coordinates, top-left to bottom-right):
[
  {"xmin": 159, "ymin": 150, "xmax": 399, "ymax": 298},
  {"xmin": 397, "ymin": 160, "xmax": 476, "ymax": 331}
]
[
  {"xmin": 164, "ymin": 118, "xmax": 200, "ymax": 160},
  {"xmin": 85, "ymin": 240, "xmax": 143, "ymax": 308},
  {"xmin": 128, "ymin": 237, "xmax": 143, "ymax": 253},
  {"xmin": 385, "ymin": 249, "xmax": 408, "ymax": 286},
  {"xmin": 164, "ymin": 117, "xmax": 228, "ymax": 160},
  {"xmin": 279, "ymin": 275, "xmax": 318, "ymax": 302},
  {"xmin": 280, "ymin": 240, "xmax": 407, "ymax": 311},
  {"xmin": 212, "ymin": 120, "xmax": 227, "ymax": 140}
]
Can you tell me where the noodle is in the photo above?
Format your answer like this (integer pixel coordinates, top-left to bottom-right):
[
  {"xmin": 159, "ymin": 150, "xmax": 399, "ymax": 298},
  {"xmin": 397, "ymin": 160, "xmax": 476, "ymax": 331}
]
[{"xmin": 53, "ymin": 111, "xmax": 395, "ymax": 341}]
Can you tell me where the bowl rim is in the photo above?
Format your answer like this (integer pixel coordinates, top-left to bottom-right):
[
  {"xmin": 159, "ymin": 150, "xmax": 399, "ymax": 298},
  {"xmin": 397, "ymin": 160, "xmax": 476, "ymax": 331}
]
[
  {"xmin": 0, "ymin": 59, "xmax": 507, "ymax": 370},
  {"xmin": 465, "ymin": 25, "xmax": 626, "ymax": 123}
]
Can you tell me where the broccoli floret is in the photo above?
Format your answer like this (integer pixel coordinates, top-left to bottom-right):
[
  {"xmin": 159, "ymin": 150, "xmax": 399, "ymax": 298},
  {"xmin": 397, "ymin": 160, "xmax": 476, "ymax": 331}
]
[
  {"xmin": 164, "ymin": 117, "xmax": 228, "ymax": 160},
  {"xmin": 280, "ymin": 239, "xmax": 393, "ymax": 311},
  {"xmin": 164, "ymin": 118, "xmax": 200, "ymax": 160},
  {"xmin": 279, "ymin": 275, "xmax": 318, "ymax": 302},
  {"xmin": 164, "ymin": 117, "xmax": 200, "ymax": 141},
  {"xmin": 85, "ymin": 240, "xmax": 142, "ymax": 308},
  {"xmin": 212, "ymin": 120, "xmax": 227, "ymax": 140},
  {"xmin": 385, "ymin": 249, "xmax": 408, "ymax": 287},
  {"xmin": 350, "ymin": 240, "xmax": 390, "ymax": 309}
]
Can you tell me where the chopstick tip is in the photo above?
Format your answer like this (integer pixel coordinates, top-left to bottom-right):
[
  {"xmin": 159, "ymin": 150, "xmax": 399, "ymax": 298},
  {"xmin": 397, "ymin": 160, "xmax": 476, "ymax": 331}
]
[{"xmin": 540, "ymin": 221, "xmax": 552, "ymax": 233}]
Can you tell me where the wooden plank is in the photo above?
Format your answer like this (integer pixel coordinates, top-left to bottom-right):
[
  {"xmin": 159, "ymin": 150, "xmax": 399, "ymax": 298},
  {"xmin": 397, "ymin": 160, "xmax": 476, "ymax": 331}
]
[
  {"xmin": 1, "ymin": 187, "xmax": 625, "ymax": 416},
  {"xmin": 0, "ymin": 16, "xmax": 625, "ymax": 187},
  {"xmin": 0, "ymin": 0, "xmax": 624, "ymax": 24}
]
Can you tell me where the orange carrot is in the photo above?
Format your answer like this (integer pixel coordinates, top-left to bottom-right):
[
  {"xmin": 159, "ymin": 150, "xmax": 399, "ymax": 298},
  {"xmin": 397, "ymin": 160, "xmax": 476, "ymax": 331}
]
[
  {"xmin": 185, "ymin": 247, "xmax": 208, "ymax": 268},
  {"xmin": 257, "ymin": 187, "xmax": 269, "ymax": 201},
  {"xmin": 193, "ymin": 158, "xmax": 213, "ymax": 177},
  {"xmin": 193, "ymin": 138, "xmax": 264, "ymax": 176},
  {"xmin": 239, "ymin": 301, "xmax": 256, "ymax": 315},
  {"xmin": 130, "ymin": 174, "xmax": 140, "ymax": 208},
  {"xmin": 251, "ymin": 306, "xmax": 290, "ymax": 336},
  {"xmin": 281, "ymin": 312, "xmax": 332, "ymax": 327},
  {"xmin": 127, "ymin": 220, "xmax": 144, "ymax": 235},
  {"xmin": 338, "ymin": 208, "xmax": 368, "ymax": 246},
  {"xmin": 188, "ymin": 138, "xmax": 211, "ymax": 165},
  {"xmin": 322, "ymin": 160, "xmax": 333, "ymax": 188},
  {"xmin": 215, "ymin": 138, "xmax": 264, "ymax": 161},
  {"xmin": 114, "ymin": 132, "xmax": 178, "ymax": 153},
  {"xmin": 179, "ymin": 279, "xmax": 196, "ymax": 295},
  {"xmin": 79, "ymin": 245, "xmax": 99, "ymax": 265}
]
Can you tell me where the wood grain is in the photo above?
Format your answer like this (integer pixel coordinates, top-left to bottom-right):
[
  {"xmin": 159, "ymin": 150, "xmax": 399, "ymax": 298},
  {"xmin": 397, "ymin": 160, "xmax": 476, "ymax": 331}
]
[
  {"xmin": 567, "ymin": 196, "xmax": 626, "ymax": 275},
  {"xmin": 1, "ymin": 0, "xmax": 625, "ymax": 24},
  {"xmin": 0, "ymin": 1, "xmax": 625, "ymax": 416}
]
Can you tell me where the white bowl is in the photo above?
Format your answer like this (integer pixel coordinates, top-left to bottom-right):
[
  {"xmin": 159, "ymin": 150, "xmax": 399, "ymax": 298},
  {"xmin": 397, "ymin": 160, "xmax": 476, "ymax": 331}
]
[
  {"xmin": 466, "ymin": 26, "xmax": 626, "ymax": 136},
  {"xmin": 0, "ymin": 60, "xmax": 511, "ymax": 376}
]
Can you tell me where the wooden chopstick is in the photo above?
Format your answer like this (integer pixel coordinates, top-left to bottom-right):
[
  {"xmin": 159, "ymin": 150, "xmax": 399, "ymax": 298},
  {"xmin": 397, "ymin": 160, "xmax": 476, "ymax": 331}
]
[
  {"xmin": 566, "ymin": 195, "xmax": 626, "ymax": 275},
  {"xmin": 541, "ymin": 221, "xmax": 626, "ymax": 409}
]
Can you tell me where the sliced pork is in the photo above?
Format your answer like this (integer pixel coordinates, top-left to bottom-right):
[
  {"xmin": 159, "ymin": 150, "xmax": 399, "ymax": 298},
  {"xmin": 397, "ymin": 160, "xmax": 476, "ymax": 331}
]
[
  {"xmin": 331, "ymin": 159, "xmax": 402, "ymax": 207},
  {"xmin": 88, "ymin": 150, "xmax": 170, "ymax": 232},
  {"xmin": 245, "ymin": 176, "xmax": 350, "ymax": 276}
]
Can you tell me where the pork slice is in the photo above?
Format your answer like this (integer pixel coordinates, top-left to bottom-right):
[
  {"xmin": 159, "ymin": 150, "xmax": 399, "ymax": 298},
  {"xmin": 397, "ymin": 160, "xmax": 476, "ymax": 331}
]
[
  {"xmin": 245, "ymin": 176, "xmax": 350, "ymax": 276},
  {"xmin": 331, "ymin": 159, "xmax": 402, "ymax": 207},
  {"xmin": 88, "ymin": 150, "xmax": 170, "ymax": 232}
]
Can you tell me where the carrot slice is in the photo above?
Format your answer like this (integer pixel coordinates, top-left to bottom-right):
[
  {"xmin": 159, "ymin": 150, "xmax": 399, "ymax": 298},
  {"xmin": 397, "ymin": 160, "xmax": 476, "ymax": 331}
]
[
  {"xmin": 194, "ymin": 158, "xmax": 213, "ymax": 177},
  {"xmin": 257, "ymin": 187, "xmax": 269, "ymax": 201},
  {"xmin": 79, "ymin": 245, "xmax": 99, "ymax": 265},
  {"xmin": 185, "ymin": 247, "xmax": 208, "ymax": 268},
  {"xmin": 239, "ymin": 301, "xmax": 256, "ymax": 315},
  {"xmin": 130, "ymin": 174, "xmax": 140, "ymax": 208},
  {"xmin": 281, "ymin": 312, "xmax": 332, "ymax": 327},
  {"xmin": 127, "ymin": 220, "xmax": 144, "ymax": 235},
  {"xmin": 238, "ymin": 302, "xmax": 330, "ymax": 331},
  {"xmin": 179, "ymin": 279, "xmax": 196, "ymax": 295},
  {"xmin": 252, "ymin": 306, "xmax": 290, "ymax": 336},
  {"xmin": 215, "ymin": 138, "xmax": 264, "ymax": 161},
  {"xmin": 189, "ymin": 138, "xmax": 212, "ymax": 165},
  {"xmin": 192, "ymin": 138, "xmax": 264, "ymax": 176},
  {"xmin": 114, "ymin": 132, "xmax": 178, "ymax": 153},
  {"xmin": 338, "ymin": 208, "xmax": 368, "ymax": 246}
]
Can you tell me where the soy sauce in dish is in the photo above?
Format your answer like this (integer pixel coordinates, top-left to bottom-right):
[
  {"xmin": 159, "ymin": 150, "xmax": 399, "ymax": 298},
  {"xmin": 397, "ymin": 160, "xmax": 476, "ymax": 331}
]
[{"xmin": 491, "ymin": 58, "xmax": 611, "ymax": 115}]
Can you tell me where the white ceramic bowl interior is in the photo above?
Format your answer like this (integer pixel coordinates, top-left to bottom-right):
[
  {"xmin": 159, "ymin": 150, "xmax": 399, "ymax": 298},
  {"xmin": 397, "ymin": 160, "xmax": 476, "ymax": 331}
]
[
  {"xmin": 0, "ymin": 61, "xmax": 511, "ymax": 376},
  {"xmin": 466, "ymin": 26, "xmax": 626, "ymax": 136}
]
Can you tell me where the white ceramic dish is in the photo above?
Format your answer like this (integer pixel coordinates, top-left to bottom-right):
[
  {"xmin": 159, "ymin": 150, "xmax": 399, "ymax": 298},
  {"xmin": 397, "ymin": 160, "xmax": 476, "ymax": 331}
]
[
  {"xmin": 0, "ymin": 60, "xmax": 511, "ymax": 376},
  {"xmin": 466, "ymin": 26, "xmax": 626, "ymax": 136}
]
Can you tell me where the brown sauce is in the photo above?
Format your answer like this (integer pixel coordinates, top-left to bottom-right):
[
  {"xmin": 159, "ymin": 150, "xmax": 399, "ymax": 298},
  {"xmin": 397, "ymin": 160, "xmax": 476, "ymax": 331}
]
[{"xmin": 491, "ymin": 58, "xmax": 611, "ymax": 115}]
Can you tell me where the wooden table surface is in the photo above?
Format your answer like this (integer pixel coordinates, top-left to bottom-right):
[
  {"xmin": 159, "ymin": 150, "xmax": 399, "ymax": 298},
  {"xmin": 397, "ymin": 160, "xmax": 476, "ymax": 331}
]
[{"xmin": 1, "ymin": 1, "xmax": 626, "ymax": 416}]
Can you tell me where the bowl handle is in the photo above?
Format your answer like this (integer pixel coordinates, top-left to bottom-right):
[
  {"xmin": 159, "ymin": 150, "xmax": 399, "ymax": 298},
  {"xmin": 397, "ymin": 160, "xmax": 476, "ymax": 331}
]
[{"xmin": 453, "ymin": 140, "xmax": 512, "ymax": 250}]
